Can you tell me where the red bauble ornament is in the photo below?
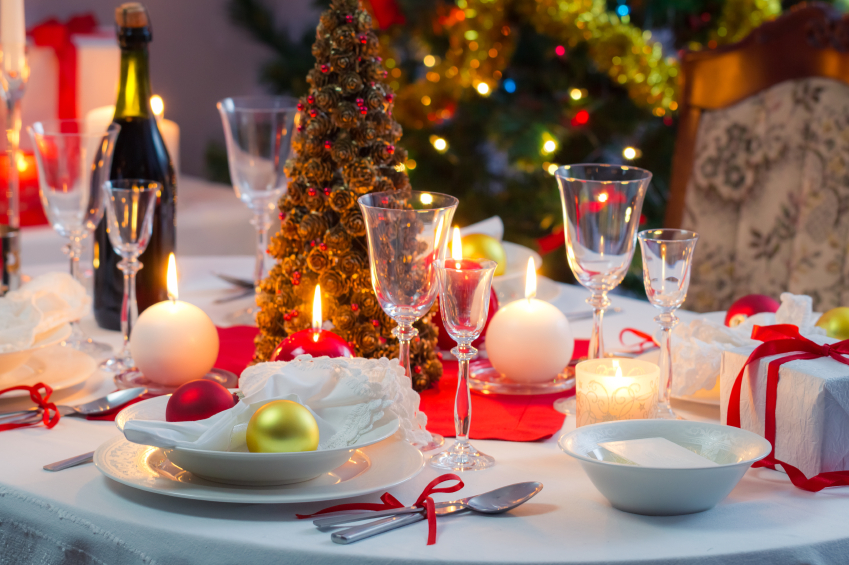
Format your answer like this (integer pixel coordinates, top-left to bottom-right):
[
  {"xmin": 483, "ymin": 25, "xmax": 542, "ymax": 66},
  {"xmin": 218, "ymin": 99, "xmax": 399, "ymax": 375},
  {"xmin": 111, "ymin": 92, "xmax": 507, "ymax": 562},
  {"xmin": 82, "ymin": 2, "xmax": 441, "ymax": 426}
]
[
  {"xmin": 724, "ymin": 294, "xmax": 780, "ymax": 327},
  {"xmin": 435, "ymin": 286, "xmax": 499, "ymax": 350},
  {"xmin": 166, "ymin": 380, "xmax": 238, "ymax": 422},
  {"xmin": 271, "ymin": 329, "xmax": 355, "ymax": 361}
]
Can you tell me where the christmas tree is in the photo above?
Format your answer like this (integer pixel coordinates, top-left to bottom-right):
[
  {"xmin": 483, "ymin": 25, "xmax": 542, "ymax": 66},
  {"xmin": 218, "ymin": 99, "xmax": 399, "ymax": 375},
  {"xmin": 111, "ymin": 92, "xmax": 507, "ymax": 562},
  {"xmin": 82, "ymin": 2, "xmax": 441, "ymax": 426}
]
[{"xmin": 253, "ymin": 0, "xmax": 444, "ymax": 391}]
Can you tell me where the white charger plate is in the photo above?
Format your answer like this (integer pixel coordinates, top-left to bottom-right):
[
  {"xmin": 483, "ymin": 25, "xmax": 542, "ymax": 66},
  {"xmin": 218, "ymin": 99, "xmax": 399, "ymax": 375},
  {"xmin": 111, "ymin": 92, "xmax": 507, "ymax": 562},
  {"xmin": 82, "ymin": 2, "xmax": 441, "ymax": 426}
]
[
  {"xmin": 0, "ymin": 345, "xmax": 97, "ymax": 397},
  {"xmin": 94, "ymin": 434, "xmax": 424, "ymax": 504}
]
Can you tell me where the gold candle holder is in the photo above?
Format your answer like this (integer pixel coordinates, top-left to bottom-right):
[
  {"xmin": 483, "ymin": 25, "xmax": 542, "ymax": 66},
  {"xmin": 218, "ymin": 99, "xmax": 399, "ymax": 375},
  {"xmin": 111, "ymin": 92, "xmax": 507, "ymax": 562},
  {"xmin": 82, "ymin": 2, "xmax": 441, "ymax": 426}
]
[{"xmin": 576, "ymin": 358, "xmax": 659, "ymax": 427}]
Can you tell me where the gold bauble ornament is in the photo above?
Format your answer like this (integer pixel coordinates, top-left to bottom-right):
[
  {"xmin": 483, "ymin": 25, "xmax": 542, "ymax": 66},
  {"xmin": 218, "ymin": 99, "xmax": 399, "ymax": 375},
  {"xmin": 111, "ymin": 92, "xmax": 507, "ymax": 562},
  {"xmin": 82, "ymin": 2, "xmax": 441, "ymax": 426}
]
[
  {"xmin": 816, "ymin": 307, "xmax": 849, "ymax": 340},
  {"xmin": 246, "ymin": 400, "xmax": 319, "ymax": 453},
  {"xmin": 461, "ymin": 233, "xmax": 507, "ymax": 276}
]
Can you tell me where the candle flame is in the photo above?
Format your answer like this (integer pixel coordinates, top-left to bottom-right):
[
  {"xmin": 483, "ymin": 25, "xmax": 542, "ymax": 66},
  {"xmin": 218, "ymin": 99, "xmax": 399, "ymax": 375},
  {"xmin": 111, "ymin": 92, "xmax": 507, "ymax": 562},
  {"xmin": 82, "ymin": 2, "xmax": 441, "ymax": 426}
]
[
  {"xmin": 166, "ymin": 253, "xmax": 178, "ymax": 301},
  {"xmin": 150, "ymin": 95, "xmax": 164, "ymax": 119},
  {"xmin": 613, "ymin": 359, "xmax": 623, "ymax": 378},
  {"xmin": 312, "ymin": 285, "xmax": 322, "ymax": 332},
  {"xmin": 451, "ymin": 227, "xmax": 462, "ymax": 261},
  {"xmin": 525, "ymin": 258, "xmax": 537, "ymax": 300}
]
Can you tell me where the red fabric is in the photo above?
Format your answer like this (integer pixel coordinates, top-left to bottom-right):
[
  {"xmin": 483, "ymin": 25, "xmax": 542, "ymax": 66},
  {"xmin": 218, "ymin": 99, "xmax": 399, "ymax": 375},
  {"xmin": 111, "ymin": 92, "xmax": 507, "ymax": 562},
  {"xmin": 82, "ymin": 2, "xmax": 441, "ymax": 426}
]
[
  {"xmin": 726, "ymin": 324, "xmax": 849, "ymax": 491},
  {"xmin": 296, "ymin": 474, "xmax": 463, "ymax": 545},
  {"xmin": 0, "ymin": 382, "xmax": 61, "ymax": 431},
  {"xmin": 366, "ymin": 0, "xmax": 406, "ymax": 29},
  {"xmin": 536, "ymin": 226, "xmax": 565, "ymax": 255},
  {"xmin": 28, "ymin": 14, "xmax": 99, "ymax": 120},
  {"xmin": 88, "ymin": 326, "xmax": 584, "ymax": 442}
]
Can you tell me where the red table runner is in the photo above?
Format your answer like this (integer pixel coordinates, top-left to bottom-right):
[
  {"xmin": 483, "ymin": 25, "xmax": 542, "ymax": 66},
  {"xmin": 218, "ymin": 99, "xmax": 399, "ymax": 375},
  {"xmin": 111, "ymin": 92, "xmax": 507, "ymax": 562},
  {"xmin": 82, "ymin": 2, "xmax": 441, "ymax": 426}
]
[{"xmin": 92, "ymin": 326, "xmax": 582, "ymax": 441}]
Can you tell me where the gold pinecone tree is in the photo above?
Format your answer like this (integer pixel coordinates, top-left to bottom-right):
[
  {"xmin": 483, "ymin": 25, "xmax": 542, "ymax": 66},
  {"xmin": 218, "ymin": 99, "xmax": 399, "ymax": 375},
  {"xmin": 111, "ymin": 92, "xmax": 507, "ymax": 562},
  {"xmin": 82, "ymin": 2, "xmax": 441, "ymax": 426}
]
[{"xmin": 253, "ymin": 0, "xmax": 443, "ymax": 390}]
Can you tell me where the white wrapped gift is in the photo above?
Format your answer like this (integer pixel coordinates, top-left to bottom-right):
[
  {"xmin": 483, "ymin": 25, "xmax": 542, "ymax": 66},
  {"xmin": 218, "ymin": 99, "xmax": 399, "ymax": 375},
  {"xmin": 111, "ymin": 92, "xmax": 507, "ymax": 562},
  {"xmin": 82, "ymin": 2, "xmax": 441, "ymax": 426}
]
[{"xmin": 720, "ymin": 333, "xmax": 849, "ymax": 478}]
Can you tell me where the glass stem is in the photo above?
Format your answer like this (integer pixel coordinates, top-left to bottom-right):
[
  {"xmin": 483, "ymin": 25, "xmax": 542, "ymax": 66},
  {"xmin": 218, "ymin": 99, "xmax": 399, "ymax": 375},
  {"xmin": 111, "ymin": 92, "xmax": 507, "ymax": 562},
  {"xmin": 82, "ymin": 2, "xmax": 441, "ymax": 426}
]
[
  {"xmin": 4, "ymin": 96, "xmax": 21, "ymax": 230},
  {"xmin": 451, "ymin": 342, "xmax": 477, "ymax": 445},
  {"xmin": 656, "ymin": 312, "xmax": 679, "ymax": 407},
  {"xmin": 588, "ymin": 292, "xmax": 610, "ymax": 360},
  {"xmin": 250, "ymin": 209, "xmax": 272, "ymax": 291},
  {"xmin": 67, "ymin": 235, "xmax": 84, "ymax": 283},
  {"xmin": 118, "ymin": 257, "xmax": 141, "ymax": 362},
  {"xmin": 392, "ymin": 323, "xmax": 419, "ymax": 381}
]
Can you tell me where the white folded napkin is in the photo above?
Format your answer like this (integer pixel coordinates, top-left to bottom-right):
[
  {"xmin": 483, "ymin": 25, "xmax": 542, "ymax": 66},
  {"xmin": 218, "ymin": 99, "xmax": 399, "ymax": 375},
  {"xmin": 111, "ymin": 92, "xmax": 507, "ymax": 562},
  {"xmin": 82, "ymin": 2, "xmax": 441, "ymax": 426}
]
[
  {"xmin": 460, "ymin": 216, "xmax": 504, "ymax": 242},
  {"xmin": 0, "ymin": 272, "xmax": 88, "ymax": 353},
  {"xmin": 671, "ymin": 293, "xmax": 824, "ymax": 396},
  {"xmin": 122, "ymin": 355, "xmax": 432, "ymax": 451}
]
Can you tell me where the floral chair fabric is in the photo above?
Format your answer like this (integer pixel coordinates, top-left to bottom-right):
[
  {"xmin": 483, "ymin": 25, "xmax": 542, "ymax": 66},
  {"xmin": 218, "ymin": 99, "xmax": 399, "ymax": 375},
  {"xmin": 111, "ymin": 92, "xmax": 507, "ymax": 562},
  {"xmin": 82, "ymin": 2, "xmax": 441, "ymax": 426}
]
[{"xmin": 682, "ymin": 77, "xmax": 849, "ymax": 312}]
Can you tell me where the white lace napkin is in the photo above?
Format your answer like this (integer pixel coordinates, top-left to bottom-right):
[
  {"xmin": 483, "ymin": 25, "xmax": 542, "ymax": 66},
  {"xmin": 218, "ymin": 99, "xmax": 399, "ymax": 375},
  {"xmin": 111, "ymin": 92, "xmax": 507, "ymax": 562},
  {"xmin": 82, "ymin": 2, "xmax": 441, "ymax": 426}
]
[
  {"xmin": 460, "ymin": 216, "xmax": 504, "ymax": 241},
  {"xmin": 0, "ymin": 272, "xmax": 88, "ymax": 353},
  {"xmin": 671, "ymin": 293, "xmax": 825, "ymax": 396},
  {"xmin": 122, "ymin": 355, "xmax": 432, "ymax": 451}
]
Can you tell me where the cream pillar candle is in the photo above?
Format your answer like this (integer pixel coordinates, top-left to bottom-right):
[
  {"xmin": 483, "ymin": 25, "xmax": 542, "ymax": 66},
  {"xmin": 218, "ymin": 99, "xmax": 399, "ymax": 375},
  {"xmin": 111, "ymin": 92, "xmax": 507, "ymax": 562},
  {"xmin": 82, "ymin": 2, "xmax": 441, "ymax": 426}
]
[
  {"xmin": 1, "ymin": 0, "xmax": 26, "ymax": 77},
  {"xmin": 151, "ymin": 95, "xmax": 180, "ymax": 175},
  {"xmin": 576, "ymin": 358, "xmax": 659, "ymax": 427}
]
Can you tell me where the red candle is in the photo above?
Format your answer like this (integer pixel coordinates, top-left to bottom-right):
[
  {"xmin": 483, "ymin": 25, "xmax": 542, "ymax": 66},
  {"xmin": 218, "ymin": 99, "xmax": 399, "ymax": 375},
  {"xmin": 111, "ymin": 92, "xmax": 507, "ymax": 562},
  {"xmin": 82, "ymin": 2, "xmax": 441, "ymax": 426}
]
[{"xmin": 271, "ymin": 285, "xmax": 354, "ymax": 362}]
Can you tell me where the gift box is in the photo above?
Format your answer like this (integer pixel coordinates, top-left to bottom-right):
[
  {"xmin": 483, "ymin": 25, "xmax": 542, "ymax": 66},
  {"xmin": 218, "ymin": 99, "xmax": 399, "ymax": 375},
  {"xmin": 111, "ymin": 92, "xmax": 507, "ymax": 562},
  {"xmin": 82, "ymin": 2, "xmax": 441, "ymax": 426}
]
[{"xmin": 720, "ymin": 332, "xmax": 849, "ymax": 479}]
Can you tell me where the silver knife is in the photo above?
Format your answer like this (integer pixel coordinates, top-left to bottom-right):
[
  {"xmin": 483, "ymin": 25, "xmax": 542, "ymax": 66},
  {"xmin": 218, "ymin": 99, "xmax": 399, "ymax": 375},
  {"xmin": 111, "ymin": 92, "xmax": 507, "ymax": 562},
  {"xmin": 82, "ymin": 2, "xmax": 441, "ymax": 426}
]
[
  {"xmin": 0, "ymin": 387, "xmax": 147, "ymax": 422},
  {"xmin": 43, "ymin": 451, "xmax": 95, "ymax": 472}
]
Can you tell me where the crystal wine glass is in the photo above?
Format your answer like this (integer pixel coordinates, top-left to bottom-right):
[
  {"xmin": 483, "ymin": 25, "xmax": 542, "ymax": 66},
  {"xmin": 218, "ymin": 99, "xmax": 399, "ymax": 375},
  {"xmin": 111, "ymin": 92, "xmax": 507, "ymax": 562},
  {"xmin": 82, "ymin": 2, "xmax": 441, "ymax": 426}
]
[
  {"xmin": 100, "ymin": 180, "xmax": 158, "ymax": 373},
  {"xmin": 432, "ymin": 255, "xmax": 497, "ymax": 471},
  {"xmin": 28, "ymin": 119, "xmax": 121, "ymax": 357},
  {"xmin": 555, "ymin": 164, "xmax": 651, "ymax": 359},
  {"xmin": 638, "ymin": 228, "xmax": 699, "ymax": 419},
  {"xmin": 216, "ymin": 96, "xmax": 297, "ymax": 324},
  {"xmin": 359, "ymin": 190, "xmax": 457, "ymax": 449}
]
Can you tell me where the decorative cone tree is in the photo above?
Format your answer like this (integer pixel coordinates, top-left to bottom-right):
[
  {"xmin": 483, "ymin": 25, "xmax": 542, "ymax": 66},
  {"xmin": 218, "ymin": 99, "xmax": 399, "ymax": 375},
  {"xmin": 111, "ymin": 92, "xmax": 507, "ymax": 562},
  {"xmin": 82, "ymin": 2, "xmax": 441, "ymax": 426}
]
[{"xmin": 253, "ymin": 0, "xmax": 443, "ymax": 391}]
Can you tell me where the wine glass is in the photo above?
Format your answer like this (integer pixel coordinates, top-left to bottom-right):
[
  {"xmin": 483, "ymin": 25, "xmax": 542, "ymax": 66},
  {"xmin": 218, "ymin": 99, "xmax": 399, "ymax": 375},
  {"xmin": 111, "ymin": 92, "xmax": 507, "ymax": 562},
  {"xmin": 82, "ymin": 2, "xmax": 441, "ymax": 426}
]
[
  {"xmin": 216, "ymin": 96, "xmax": 297, "ymax": 324},
  {"xmin": 432, "ymin": 257, "xmax": 497, "ymax": 471},
  {"xmin": 28, "ymin": 119, "xmax": 121, "ymax": 357},
  {"xmin": 359, "ymin": 190, "xmax": 457, "ymax": 449},
  {"xmin": 555, "ymin": 164, "xmax": 651, "ymax": 359},
  {"xmin": 638, "ymin": 229, "xmax": 699, "ymax": 419},
  {"xmin": 100, "ymin": 180, "xmax": 158, "ymax": 373}
]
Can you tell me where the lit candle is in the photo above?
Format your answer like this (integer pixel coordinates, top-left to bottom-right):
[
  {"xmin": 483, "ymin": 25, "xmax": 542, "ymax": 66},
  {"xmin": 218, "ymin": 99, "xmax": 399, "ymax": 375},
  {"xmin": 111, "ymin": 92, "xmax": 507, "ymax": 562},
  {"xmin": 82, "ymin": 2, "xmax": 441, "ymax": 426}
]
[
  {"xmin": 575, "ymin": 358, "xmax": 659, "ymax": 427},
  {"xmin": 130, "ymin": 253, "xmax": 220, "ymax": 386},
  {"xmin": 451, "ymin": 226, "xmax": 481, "ymax": 270},
  {"xmin": 485, "ymin": 258, "xmax": 574, "ymax": 383},
  {"xmin": 271, "ymin": 285, "xmax": 355, "ymax": 361},
  {"xmin": 150, "ymin": 95, "xmax": 180, "ymax": 176},
  {"xmin": 1, "ymin": 0, "xmax": 26, "ymax": 77}
]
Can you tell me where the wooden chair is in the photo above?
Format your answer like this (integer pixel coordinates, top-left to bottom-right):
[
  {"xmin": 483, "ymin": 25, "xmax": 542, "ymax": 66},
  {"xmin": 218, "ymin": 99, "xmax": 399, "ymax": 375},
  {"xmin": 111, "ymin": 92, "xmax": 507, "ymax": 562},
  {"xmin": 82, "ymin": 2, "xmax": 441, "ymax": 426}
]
[{"xmin": 666, "ymin": 3, "xmax": 849, "ymax": 312}]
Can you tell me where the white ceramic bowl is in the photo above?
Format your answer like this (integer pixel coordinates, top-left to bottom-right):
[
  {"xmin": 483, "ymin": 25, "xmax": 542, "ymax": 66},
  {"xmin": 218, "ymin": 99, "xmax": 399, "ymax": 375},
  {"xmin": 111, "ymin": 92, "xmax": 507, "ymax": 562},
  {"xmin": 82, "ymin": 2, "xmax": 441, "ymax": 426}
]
[
  {"xmin": 116, "ymin": 395, "xmax": 401, "ymax": 486},
  {"xmin": 0, "ymin": 323, "xmax": 72, "ymax": 375},
  {"xmin": 559, "ymin": 420, "xmax": 771, "ymax": 516}
]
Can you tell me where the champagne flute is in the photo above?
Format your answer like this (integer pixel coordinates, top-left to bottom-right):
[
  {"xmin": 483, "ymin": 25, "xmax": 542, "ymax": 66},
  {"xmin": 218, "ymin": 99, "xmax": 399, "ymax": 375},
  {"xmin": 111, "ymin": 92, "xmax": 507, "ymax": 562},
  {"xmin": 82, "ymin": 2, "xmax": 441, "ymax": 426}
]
[{"xmin": 638, "ymin": 229, "xmax": 699, "ymax": 419}]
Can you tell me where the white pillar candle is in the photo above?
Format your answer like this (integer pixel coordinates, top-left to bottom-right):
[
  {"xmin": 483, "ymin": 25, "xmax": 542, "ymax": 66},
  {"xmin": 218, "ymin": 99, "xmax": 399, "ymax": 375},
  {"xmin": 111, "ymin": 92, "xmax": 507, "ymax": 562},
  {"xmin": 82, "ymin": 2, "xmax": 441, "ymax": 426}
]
[
  {"xmin": 576, "ymin": 358, "xmax": 659, "ymax": 427},
  {"xmin": 130, "ymin": 254, "xmax": 219, "ymax": 386},
  {"xmin": 485, "ymin": 258, "xmax": 573, "ymax": 383},
  {"xmin": 1, "ymin": 0, "xmax": 26, "ymax": 77},
  {"xmin": 151, "ymin": 95, "xmax": 180, "ymax": 176},
  {"xmin": 84, "ymin": 105, "xmax": 115, "ymax": 136}
]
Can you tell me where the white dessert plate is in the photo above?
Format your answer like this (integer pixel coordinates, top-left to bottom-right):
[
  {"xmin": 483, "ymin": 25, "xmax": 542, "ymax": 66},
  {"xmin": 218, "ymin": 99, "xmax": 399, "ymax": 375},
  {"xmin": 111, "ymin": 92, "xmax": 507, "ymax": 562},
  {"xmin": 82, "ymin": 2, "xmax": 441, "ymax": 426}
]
[
  {"xmin": 94, "ymin": 434, "xmax": 424, "ymax": 504},
  {"xmin": 559, "ymin": 419, "xmax": 770, "ymax": 516},
  {"xmin": 0, "ymin": 344, "xmax": 97, "ymax": 397},
  {"xmin": 0, "ymin": 323, "xmax": 72, "ymax": 375},
  {"xmin": 115, "ymin": 395, "xmax": 402, "ymax": 485}
]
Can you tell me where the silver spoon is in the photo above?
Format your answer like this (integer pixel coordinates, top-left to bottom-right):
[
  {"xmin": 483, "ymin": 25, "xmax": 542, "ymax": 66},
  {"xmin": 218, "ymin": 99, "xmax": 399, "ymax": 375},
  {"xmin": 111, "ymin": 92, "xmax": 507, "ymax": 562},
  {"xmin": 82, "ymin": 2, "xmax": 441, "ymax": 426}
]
[
  {"xmin": 329, "ymin": 481, "xmax": 543, "ymax": 544},
  {"xmin": 0, "ymin": 387, "xmax": 148, "ymax": 423}
]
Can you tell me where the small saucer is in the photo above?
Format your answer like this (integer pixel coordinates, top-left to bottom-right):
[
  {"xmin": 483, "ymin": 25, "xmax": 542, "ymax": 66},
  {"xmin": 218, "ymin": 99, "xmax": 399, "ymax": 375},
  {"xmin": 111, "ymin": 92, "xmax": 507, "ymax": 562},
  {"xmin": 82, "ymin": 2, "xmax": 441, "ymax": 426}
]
[
  {"xmin": 114, "ymin": 368, "xmax": 238, "ymax": 395},
  {"xmin": 468, "ymin": 359, "xmax": 575, "ymax": 395}
]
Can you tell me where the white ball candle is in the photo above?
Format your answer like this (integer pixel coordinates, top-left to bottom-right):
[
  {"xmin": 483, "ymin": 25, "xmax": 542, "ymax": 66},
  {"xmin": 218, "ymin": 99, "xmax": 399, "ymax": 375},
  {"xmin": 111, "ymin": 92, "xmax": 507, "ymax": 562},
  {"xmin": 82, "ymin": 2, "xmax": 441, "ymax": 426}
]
[
  {"xmin": 485, "ymin": 259, "xmax": 573, "ymax": 383},
  {"xmin": 130, "ymin": 254, "xmax": 219, "ymax": 386}
]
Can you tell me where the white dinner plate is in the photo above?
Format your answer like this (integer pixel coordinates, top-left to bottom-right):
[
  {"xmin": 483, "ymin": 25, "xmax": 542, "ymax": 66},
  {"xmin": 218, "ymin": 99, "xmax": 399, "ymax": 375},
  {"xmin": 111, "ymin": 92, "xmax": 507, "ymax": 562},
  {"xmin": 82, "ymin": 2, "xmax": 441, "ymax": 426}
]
[
  {"xmin": 94, "ymin": 434, "xmax": 424, "ymax": 504},
  {"xmin": 0, "ymin": 345, "xmax": 97, "ymax": 397},
  {"xmin": 0, "ymin": 323, "xmax": 72, "ymax": 375}
]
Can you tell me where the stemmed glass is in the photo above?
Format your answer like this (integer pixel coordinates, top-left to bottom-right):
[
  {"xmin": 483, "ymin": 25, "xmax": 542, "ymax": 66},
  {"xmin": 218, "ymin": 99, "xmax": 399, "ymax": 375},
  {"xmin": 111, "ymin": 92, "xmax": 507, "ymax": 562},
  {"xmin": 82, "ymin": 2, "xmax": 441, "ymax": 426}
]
[
  {"xmin": 638, "ymin": 229, "xmax": 699, "ymax": 419},
  {"xmin": 100, "ymin": 180, "xmax": 158, "ymax": 373},
  {"xmin": 555, "ymin": 164, "xmax": 652, "ymax": 359},
  {"xmin": 28, "ymin": 119, "xmax": 120, "ymax": 357},
  {"xmin": 216, "ymin": 96, "xmax": 297, "ymax": 324},
  {"xmin": 359, "ymin": 190, "xmax": 457, "ymax": 449},
  {"xmin": 432, "ymin": 248, "xmax": 497, "ymax": 471}
]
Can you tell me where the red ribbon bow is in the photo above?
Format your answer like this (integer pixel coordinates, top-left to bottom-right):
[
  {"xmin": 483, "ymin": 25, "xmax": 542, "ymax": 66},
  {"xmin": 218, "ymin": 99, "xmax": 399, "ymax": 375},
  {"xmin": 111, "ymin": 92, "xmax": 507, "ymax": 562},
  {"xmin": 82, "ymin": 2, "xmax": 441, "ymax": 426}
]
[
  {"xmin": 0, "ymin": 382, "xmax": 61, "ymax": 431},
  {"xmin": 296, "ymin": 473, "xmax": 464, "ymax": 545},
  {"xmin": 619, "ymin": 328, "xmax": 658, "ymax": 353},
  {"xmin": 28, "ymin": 14, "xmax": 99, "ymax": 120},
  {"xmin": 727, "ymin": 324, "xmax": 849, "ymax": 491}
]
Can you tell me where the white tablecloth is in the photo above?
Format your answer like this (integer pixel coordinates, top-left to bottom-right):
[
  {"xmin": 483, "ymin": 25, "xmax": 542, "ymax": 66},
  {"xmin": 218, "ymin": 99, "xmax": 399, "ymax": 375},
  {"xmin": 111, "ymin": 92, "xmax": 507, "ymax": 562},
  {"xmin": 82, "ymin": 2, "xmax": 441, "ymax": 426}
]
[{"xmin": 1, "ymin": 257, "xmax": 849, "ymax": 565}]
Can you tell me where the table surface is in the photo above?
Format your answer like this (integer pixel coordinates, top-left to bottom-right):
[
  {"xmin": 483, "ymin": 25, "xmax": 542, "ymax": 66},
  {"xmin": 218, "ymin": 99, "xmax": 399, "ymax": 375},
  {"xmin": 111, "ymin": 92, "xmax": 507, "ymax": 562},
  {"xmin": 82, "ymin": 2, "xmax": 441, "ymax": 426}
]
[{"xmin": 2, "ymin": 257, "xmax": 849, "ymax": 565}]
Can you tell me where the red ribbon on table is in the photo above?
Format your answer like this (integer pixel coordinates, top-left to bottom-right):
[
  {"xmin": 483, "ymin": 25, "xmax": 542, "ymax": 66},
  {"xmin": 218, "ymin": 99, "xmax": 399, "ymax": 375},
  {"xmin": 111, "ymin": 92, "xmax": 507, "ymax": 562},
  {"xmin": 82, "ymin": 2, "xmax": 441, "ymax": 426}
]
[
  {"xmin": 726, "ymin": 324, "xmax": 849, "ymax": 492},
  {"xmin": 296, "ymin": 473, "xmax": 464, "ymax": 545},
  {"xmin": 0, "ymin": 382, "xmax": 61, "ymax": 431},
  {"xmin": 619, "ymin": 328, "xmax": 658, "ymax": 353},
  {"xmin": 365, "ymin": 0, "xmax": 406, "ymax": 29},
  {"xmin": 28, "ymin": 13, "xmax": 99, "ymax": 120}
]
